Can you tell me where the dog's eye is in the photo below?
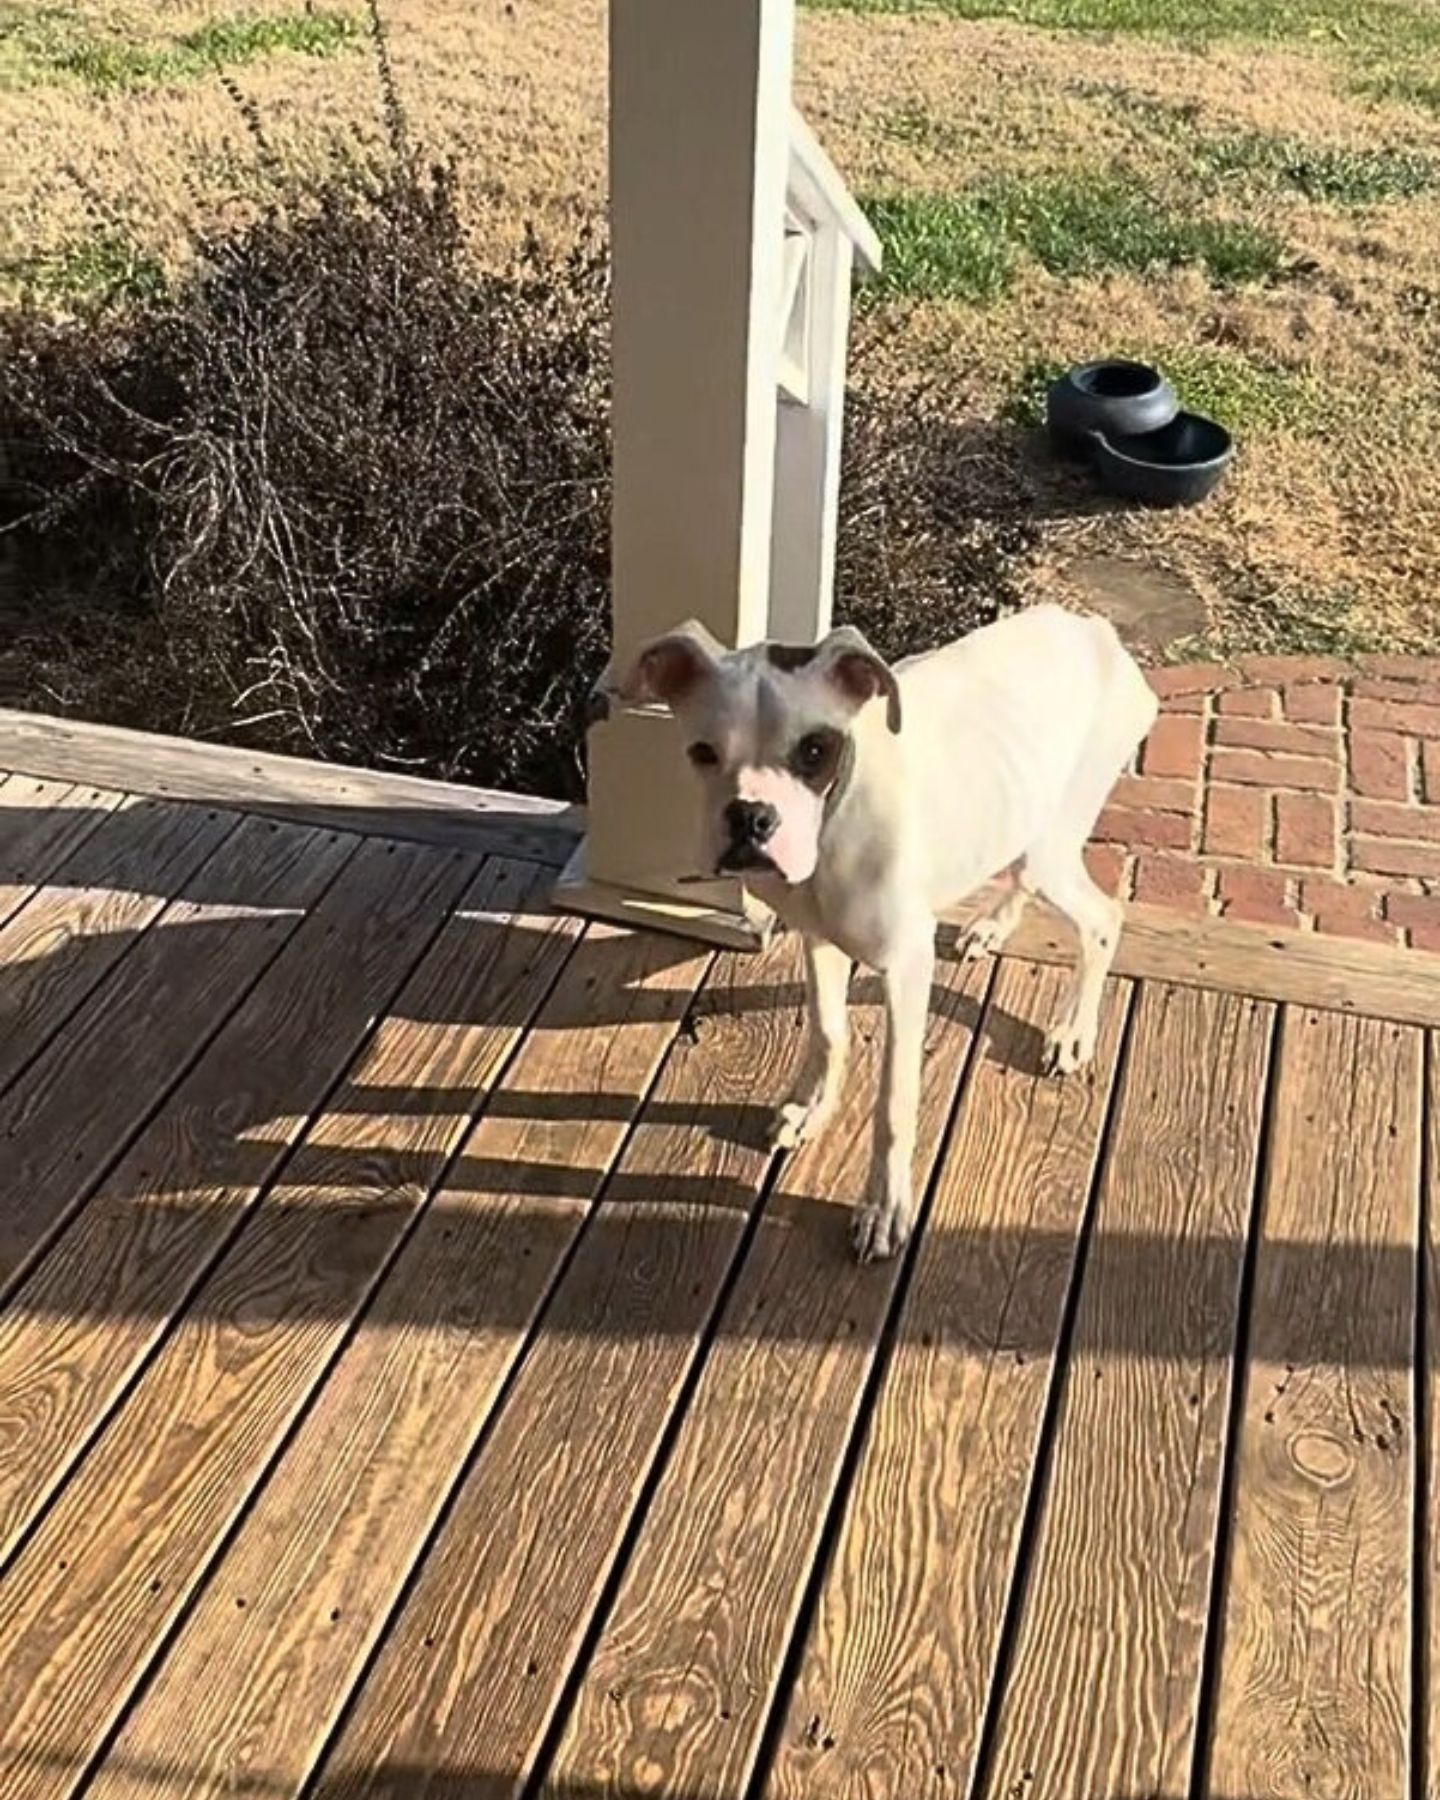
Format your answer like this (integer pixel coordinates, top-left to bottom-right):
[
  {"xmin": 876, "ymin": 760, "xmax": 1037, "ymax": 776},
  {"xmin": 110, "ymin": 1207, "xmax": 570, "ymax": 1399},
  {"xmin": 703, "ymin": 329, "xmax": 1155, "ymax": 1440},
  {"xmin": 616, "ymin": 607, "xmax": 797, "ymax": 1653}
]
[
  {"xmin": 794, "ymin": 733, "xmax": 829, "ymax": 776},
  {"xmin": 687, "ymin": 742, "xmax": 719, "ymax": 768}
]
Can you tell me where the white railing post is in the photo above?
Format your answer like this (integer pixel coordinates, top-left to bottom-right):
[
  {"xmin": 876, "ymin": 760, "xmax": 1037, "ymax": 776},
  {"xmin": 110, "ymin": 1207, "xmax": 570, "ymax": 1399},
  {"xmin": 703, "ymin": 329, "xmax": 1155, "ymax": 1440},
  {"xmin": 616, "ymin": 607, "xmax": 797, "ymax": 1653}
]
[
  {"xmin": 555, "ymin": 0, "xmax": 879, "ymax": 946},
  {"xmin": 770, "ymin": 116, "xmax": 880, "ymax": 645}
]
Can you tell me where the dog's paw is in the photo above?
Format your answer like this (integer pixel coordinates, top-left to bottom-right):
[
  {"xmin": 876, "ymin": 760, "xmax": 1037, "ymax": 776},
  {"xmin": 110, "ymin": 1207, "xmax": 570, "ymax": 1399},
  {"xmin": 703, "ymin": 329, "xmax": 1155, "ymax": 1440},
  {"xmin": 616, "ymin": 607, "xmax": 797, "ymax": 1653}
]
[
  {"xmin": 768, "ymin": 1096, "xmax": 831, "ymax": 1153},
  {"xmin": 850, "ymin": 1194, "xmax": 912, "ymax": 1264},
  {"xmin": 1041, "ymin": 1022, "xmax": 1095, "ymax": 1078}
]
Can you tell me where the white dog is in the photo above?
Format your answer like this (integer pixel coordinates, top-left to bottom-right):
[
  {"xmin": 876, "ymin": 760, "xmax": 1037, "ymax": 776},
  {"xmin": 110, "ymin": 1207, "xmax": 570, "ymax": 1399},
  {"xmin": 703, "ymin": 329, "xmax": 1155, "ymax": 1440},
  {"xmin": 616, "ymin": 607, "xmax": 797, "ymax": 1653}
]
[{"xmin": 597, "ymin": 604, "xmax": 1157, "ymax": 1262}]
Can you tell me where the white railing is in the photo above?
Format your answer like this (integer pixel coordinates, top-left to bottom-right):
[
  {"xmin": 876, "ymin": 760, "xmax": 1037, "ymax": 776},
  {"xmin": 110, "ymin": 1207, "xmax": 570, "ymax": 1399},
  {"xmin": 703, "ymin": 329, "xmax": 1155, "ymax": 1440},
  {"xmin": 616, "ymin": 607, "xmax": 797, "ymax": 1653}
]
[{"xmin": 769, "ymin": 108, "xmax": 882, "ymax": 645}]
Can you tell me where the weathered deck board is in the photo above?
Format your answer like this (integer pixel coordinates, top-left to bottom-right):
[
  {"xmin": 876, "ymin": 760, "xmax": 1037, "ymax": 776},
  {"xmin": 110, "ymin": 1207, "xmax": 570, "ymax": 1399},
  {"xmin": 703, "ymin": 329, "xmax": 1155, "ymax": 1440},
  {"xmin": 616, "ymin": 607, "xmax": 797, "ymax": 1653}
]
[
  {"xmin": 315, "ymin": 938, "xmax": 801, "ymax": 1800},
  {"xmin": 76, "ymin": 879, "xmax": 650, "ymax": 1800},
  {"xmin": 0, "ymin": 711, "xmax": 582, "ymax": 865},
  {"xmin": 765, "ymin": 962, "xmax": 1129, "ymax": 1800},
  {"xmin": 0, "ymin": 797, "xmax": 234, "ymax": 1095},
  {"xmin": 0, "ymin": 815, "xmax": 352, "ymax": 1304},
  {"xmin": 541, "ymin": 955, "xmax": 989, "ymax": 1800},
  {"xmin": 1207, "ymin": 1008, "xmax": 1423, "ymax": 1799},
  {"xmin": 0, "ymin": 724, "xmax": 1431, "ymax": 1800},
  {"xmin": 978, "ymin": 984, "xmax": 1274, "ymax": 1800},
  {"xmin": 0, "ymin": 851, "xmax": 550, "ymax": 1563},
  {"xmin": 0, "ymin": 778, "xmax": 122, "ymax": 927},
  {"xmin": 0, "ymin": 842, "xmax": 502, "ymax": 1800}
]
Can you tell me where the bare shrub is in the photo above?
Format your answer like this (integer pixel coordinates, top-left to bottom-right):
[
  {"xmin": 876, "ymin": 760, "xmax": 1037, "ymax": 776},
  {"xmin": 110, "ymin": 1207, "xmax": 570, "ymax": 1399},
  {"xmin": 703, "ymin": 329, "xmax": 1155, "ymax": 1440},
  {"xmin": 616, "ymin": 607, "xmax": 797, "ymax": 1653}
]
[{"xmin": 3, "ymin": 165, "xmax": 1041, "ymax": 799}]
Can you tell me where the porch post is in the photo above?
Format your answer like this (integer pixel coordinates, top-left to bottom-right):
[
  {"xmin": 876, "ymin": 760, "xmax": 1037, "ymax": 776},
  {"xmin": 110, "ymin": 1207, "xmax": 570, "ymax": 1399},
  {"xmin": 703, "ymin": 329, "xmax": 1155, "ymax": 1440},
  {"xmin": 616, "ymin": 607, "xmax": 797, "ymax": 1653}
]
[{"xmin": 553, "ymin": 0, "xmax": 794, "ymax": 947}]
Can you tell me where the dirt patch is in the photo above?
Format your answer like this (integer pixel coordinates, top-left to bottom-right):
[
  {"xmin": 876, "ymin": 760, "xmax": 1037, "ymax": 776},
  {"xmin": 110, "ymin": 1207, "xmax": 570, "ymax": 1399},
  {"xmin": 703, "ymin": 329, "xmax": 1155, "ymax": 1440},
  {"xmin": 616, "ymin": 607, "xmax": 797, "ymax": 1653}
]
[{"xmin": 1056, "ymin": 554, "xmax": 1208, "ymax": 651}]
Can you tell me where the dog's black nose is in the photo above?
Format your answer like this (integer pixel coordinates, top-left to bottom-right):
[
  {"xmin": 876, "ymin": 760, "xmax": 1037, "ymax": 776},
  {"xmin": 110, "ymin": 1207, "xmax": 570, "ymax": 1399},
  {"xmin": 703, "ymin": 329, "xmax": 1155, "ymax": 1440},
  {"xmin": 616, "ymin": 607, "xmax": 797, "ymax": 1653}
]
[{"xmin": 724, "ymin": 799, "xmax": 779, "ymax": 846}]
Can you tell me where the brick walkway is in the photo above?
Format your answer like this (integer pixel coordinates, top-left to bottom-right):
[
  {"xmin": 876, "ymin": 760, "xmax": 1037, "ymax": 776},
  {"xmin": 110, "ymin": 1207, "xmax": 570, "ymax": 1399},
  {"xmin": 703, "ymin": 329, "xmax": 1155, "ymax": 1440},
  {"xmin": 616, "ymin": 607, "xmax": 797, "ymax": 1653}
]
[{"xmin": 1086, "ymin": 654, "xmax": 1440, "ymax": 953}]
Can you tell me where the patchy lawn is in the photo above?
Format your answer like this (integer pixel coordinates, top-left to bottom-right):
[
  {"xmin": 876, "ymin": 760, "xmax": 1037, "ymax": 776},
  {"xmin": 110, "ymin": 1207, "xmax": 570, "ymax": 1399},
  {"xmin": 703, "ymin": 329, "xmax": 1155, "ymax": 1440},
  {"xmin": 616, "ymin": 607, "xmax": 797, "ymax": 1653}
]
[{"xmin": 2, "ymin": 0, "xmax": 1439, "ymax": 660}]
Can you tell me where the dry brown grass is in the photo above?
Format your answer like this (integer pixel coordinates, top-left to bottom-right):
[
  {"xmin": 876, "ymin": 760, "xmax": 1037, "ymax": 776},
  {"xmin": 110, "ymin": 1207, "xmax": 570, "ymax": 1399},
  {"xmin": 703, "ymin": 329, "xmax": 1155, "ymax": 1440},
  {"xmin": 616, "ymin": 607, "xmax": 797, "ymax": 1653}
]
[{"xmin": 3, "ymin": 0, "xmax": 1439, "ymax": 655}]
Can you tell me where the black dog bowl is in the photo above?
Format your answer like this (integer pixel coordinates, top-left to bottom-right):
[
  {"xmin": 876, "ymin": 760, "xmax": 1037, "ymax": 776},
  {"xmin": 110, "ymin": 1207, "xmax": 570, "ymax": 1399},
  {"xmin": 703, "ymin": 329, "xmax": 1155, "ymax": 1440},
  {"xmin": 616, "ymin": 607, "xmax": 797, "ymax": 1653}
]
[
  {"xmin": 1046, "ymin": 359, "xmax": 1178, "ymax": 453},
  {"xmin": 1089, "ymin": 411, "xmax": 1233, "ymax": 506}
]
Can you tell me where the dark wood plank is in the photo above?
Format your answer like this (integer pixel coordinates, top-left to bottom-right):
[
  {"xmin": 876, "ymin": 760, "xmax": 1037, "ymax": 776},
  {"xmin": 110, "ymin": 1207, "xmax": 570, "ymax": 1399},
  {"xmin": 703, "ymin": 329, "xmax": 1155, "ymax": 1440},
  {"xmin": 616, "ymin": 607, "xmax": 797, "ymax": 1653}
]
[
  {"xmin": 0, "ymin": 778, "xmax": 122, "ymax": 927},
  {"xmin": 0, "ymin": 850, "xmax": 542, "ymax": 1560},
  {"xmin": 539, "ymin": 954, "xmax": 989, "ymax": 1800},
  {"xmin": 766, "ymin": 961, "xmax": 1129, "ymax": 1800},
  {"xmin": 0, "ymin": 796, "xmax": 234, "ymax": 1094},
  {"xmin": 0, "ymin": 708, "xmax": 581, "ymax": 866},
  {"xmin": 27, "ymin": 919, "xmax": 700, "ymax": 1800},
  {"xmin": 1207, "ymin": 1008, "xmax": 1423, "ymax": 1799},
  {"xmin": 978, "ymin": 983, "xmax": 1274, "ymax": 1800},
  {"xmin": 0, "ymin": 815, "xmax": 358, "ymax": 1305},
  {"xmin": 0, "ymin": 841, "xmax": 519, "ymax": 1800},
  {"xmin": 310, "ymin": 937, "xmax": 801, "ymax": 1800}
]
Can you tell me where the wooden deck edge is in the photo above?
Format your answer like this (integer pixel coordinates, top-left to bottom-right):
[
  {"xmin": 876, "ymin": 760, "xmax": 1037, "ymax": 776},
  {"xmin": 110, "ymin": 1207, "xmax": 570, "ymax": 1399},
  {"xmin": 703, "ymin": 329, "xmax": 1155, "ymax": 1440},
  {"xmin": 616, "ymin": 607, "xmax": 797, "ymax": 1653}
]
[
  {"xmin": 0, "ymin": 708, "xmax": 585, "ymax": 866},
  {"xmin": 944, "ymin": 895, "xmax": 1440, "ymax": 1029}
]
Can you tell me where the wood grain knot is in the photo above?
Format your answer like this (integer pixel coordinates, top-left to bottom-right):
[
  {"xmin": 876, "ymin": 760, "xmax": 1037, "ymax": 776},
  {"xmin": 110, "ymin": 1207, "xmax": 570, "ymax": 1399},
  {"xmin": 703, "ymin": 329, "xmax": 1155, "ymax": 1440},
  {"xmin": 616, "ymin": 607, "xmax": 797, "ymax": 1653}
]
[{"xmin": 1289, "ymin": 1430, "xmax": 1353, "ymax": 1487}]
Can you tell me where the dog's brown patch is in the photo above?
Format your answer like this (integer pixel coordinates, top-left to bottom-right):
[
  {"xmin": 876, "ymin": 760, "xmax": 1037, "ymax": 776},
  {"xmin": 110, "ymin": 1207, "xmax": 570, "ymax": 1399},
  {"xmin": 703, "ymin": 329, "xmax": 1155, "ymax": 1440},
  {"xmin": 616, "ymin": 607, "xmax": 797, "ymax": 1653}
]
[{"xmin": 767, "ymin": 642, "xmax": 820, "ymax": 674}]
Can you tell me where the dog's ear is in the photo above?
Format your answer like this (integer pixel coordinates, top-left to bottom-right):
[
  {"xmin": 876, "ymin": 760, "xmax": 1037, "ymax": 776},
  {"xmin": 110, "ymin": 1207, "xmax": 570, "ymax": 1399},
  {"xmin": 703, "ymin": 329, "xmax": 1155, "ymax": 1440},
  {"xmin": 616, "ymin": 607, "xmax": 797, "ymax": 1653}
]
[
  {"xmin": 814, "ymin": 626, "xmax": 902, "ymax": 734},
  {"xmin": 591, "ymin": 620, "xmax": 726, "ymax": 720}
]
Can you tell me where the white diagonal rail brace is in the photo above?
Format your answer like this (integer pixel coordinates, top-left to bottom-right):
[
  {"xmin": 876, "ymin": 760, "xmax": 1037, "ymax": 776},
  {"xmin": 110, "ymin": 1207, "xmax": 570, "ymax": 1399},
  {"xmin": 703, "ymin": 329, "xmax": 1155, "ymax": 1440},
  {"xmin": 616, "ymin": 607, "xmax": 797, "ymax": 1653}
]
[{"xmin": 554, "ymin": 0, "xmax": 880, "ymax": 947}]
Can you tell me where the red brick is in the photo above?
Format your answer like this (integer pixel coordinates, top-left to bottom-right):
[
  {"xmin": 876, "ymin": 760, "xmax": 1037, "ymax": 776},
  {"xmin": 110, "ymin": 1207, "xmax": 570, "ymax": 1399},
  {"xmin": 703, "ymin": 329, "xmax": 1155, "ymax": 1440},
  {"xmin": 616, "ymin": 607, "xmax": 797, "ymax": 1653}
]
[
  {"xmin": 1161, "ymin": 693, "xmax": 1205, "ymax": 714},
  {"xmin": 1351, "ymin": 837, "xmax": 1440, "ymax": 880},
  {"xmin": 1214, "ymin": 718, "xmax": 1336, "ymax": 756},
  {"xmin": 1384, "ymin": 892, "xmax": 1440, "ymax": 953},
  {"xmin": 1300, "ymin": 879, "xmax": 1397, "ymax": 945},
  {"xmin": 1217, "ymin": 687, "xmax": 1278, "ymax": 718},
  {"xmin": 1357, "ymin": 653, "xmax": 1440, "ymax": 683},
  {"xmin": 1423, "ymin": 740, "xmax": 1440, "ymax": 804},
  {"xmin": 1093, "ymin": 806, "xmax": 1190, "ymax": 850},
  {"xmin": 1235, "ymin": 654, "xmax": 1352, "ymax": 683},
  {"xmin": 1215, "ymin": 866, "xmax": 1296, "ymax": 927},
  {"xmin": 1353, "ymin": 677, "xmax": 1440, "ymax": 707},
  {"xmin": 1111, "ymin": 774, "xmax": 1196, "ymax": 814},
  {"xmin": 1348, "ymin": 731, "xmax": 1410, "ymax": 801},
  {"xmin": 1350, "ymin": 800, "xmax": 1440, "ymax": 844},
  {"xmin": 1284, "ymin": 683, "xmax": 1341, "ymax": 726},
  {"xmin": 1201, "ymin": 784, "xmax": 1266, "ymax": 859},
  {"xmin": 1274, "ymin": 793, "xmax": 1337, "ymax": 868},
  {"xmin": 1146, "ymin": 663, "xmax": 1238, "ymax": 699},
  {"xmin": 1351, "ymin": 696, "xmax": 1440, "ymax": 738},
  {"xmin": 1084, "ymin": 843, "xmax": 1129, "ymax": 897},
  {"xmin": 1210, "ymin": 749, "xmax": 1337, "ymax": 793},
  {"xmin": 1133, "ymin": 854, "xmax": 1208, "ymax": 913},
  {"xmin": 1141, "ymin": 713, "xmax": 1205, "ymax": 780}
]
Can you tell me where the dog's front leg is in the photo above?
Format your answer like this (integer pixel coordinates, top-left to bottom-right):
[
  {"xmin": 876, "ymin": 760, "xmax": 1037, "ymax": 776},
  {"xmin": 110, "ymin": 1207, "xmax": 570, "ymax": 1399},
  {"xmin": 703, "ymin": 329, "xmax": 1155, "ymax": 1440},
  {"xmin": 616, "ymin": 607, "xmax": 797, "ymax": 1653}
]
[
  {"xmin": 770, "ymin": 936, "xmax": 850, "ymax": 1151},
  {"xmin": 852, "ymin": 925, "xmax": 934, "ymax": 1264}
]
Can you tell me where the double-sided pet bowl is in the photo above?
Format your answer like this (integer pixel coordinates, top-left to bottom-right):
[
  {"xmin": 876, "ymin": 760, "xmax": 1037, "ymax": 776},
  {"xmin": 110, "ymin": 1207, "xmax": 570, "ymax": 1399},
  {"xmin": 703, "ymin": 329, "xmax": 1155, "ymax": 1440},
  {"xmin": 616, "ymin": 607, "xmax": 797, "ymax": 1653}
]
[{"xmin": 1045, "ymin": 359, "xmax": 1232, "ymax": 506}]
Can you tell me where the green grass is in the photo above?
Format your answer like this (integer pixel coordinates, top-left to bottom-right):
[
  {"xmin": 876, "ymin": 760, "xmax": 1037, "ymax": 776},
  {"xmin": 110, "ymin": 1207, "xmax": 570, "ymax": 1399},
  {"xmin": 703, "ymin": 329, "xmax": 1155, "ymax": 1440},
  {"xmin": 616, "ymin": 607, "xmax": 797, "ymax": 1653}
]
[
  {"xmin": 8, "ymin": 231, "xmax": 168, "ymax": 307},
  {"xmin": 9, "ymin": 9, "xmax": 361, "ymax": 93},
  {"xmin": 1207, "ymin": 133, "xmax": 1433, "ymax": 202},
  {"xmin": 866, "ymin": 174, "xmax": 1286, "ymax": 302},
  {"xmin": 801, "ymin": 0, "xmax": 1440, "ymax": 58},
  {"xmin": 1006, "ymin": 345, "xmax": 1327, "ymax": 434},
  {"xmin": 1355, "ymin": 70, "xmax": 1440, "ymax": 116},
  {"xmin": 1077, "ymin": 88, "xmax": 1434, "ymax": 203},
  {"xmin": 865, "ymin": 194, "xmax": 1016, "ymax": 302}
]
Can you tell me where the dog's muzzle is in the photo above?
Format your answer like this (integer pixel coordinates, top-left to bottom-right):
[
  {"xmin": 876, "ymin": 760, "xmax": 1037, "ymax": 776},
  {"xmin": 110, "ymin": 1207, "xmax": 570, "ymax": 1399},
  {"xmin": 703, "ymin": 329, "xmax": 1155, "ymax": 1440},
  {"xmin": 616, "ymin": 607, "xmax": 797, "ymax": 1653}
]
[{"xmin": 716, "ymin": 799, "xmax": 780, "ymax": 875}]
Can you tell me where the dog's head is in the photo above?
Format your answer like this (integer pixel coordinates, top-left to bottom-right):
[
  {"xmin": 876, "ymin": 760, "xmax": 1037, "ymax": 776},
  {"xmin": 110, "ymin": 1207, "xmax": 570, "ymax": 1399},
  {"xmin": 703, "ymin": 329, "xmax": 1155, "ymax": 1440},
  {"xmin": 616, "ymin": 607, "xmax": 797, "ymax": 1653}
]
[{"xmin": 592, "ymin": 619, "xmax": 902, "ymax": 885}]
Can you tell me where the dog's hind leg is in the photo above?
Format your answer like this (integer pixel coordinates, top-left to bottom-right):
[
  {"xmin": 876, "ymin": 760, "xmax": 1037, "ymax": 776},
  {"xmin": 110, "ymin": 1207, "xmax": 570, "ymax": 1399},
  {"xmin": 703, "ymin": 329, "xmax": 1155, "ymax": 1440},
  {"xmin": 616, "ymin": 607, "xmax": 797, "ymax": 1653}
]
[
  {"xmin": 770, "ymin": 936, "xmax": 851, "ymax": 1151},
  {"xmin": 1023, "ymin": 654, "xmax": 1154, "ymax": 1074},
  {"xmin": 1023, "ymin": 845, "xmax": 1121, "ymax": 1075}
]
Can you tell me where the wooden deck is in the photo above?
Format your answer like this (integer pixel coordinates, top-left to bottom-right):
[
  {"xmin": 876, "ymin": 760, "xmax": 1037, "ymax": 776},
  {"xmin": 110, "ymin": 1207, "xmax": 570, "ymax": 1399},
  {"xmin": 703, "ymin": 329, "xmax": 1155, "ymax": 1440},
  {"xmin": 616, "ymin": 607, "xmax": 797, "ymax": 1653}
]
[{"xmin": 0, "ymin": 718, "xmax": 1435, "ymax": 1800}]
